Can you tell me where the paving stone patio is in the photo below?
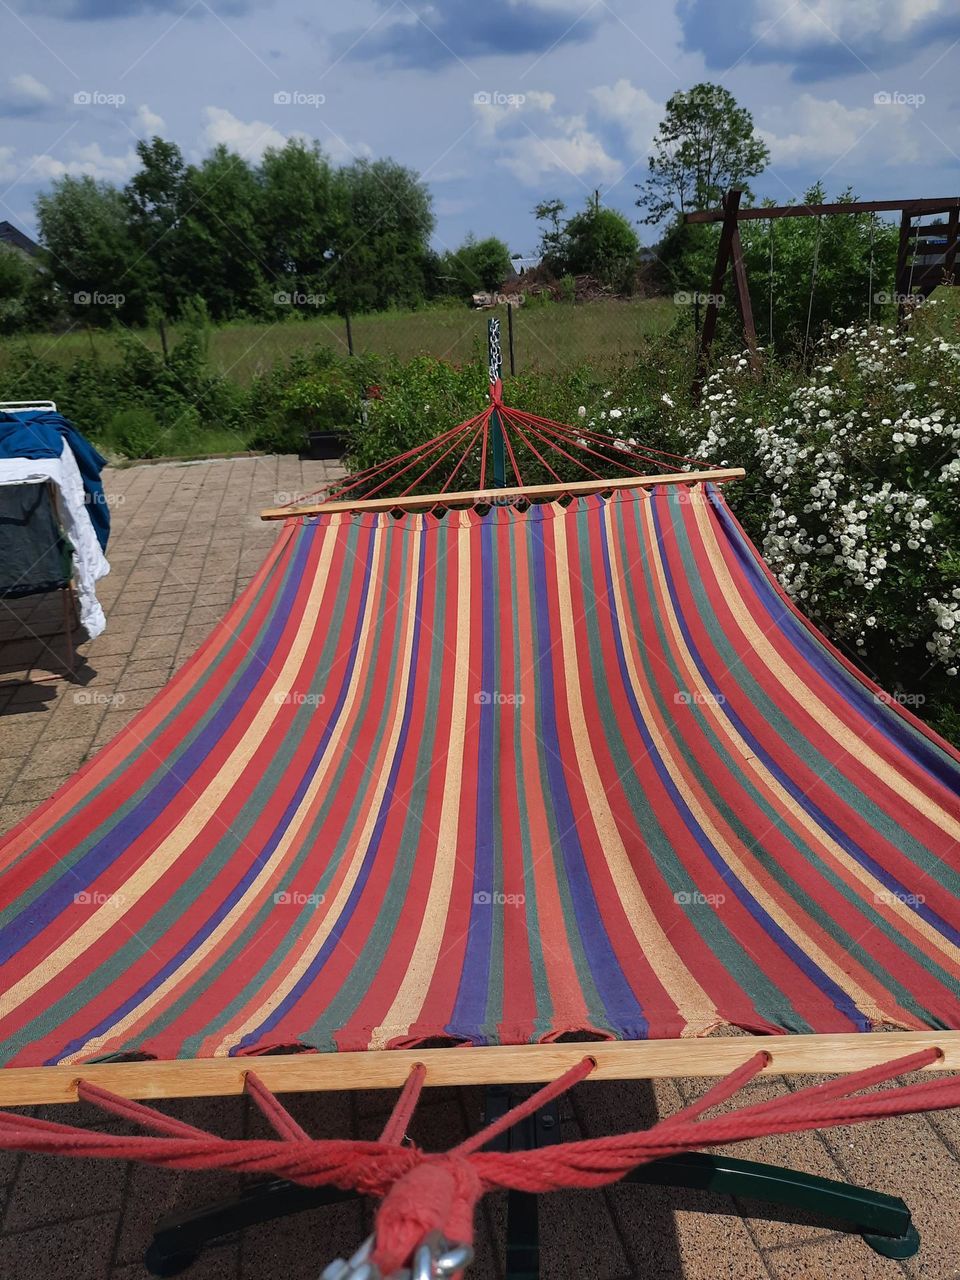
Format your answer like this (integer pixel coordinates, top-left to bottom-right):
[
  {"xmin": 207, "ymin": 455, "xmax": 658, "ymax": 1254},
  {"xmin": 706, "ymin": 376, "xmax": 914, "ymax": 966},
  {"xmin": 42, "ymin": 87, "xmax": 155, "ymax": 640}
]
[{"xmin": 1, "ymin": 455, "xmax": 959, "ymax": 1280}]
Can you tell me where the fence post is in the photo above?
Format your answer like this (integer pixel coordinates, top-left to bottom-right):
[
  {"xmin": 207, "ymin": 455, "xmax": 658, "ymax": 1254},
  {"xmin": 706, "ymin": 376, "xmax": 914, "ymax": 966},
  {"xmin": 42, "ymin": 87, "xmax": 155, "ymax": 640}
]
[
  {"xmin": 344, "ymin": 311, "xmax": 354, "ymax": 356},
  {"xmin": 506, "ymin": 302, "xmax": 516, "ymax": 375}
]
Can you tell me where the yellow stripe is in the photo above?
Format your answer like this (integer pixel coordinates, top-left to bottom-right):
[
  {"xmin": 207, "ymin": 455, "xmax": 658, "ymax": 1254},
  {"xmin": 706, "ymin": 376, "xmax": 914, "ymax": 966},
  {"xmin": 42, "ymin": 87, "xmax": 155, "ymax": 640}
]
[
  {"xmin": 551, "ymin": 505, "xmax": 719, "ymax": 1033},
  {"xmin": 690, "ymin": 494, "xmax": 960, "ymax": 843},
  {"xmin": 370, "ymin": 519, "xmax": 473, "ymax": 1046},
  {"xmin": 216, "ymin": 515, "xmax": 425, "ymax": 1051},
  {"xmin": 608, "ymin": 496, "xmax": 882, "ymax": 1017},
  {"xmin": 675, "ymin": 492, "xmax": 960, "ymax": 971},
  {"xmin": 67, "ymin": 522, "xmax": 391, "ymax": 1062},
  {"xmin": 3, "ymin": 522, "xmax": 342, "ymax": 1024}
]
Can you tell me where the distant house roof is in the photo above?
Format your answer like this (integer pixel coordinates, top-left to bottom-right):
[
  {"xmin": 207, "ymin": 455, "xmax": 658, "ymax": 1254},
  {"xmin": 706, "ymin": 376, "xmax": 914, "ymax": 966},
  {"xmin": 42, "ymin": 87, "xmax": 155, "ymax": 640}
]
[{"xmin": 0, "ymin": 222, "xmax": 40, "ymax": 259}]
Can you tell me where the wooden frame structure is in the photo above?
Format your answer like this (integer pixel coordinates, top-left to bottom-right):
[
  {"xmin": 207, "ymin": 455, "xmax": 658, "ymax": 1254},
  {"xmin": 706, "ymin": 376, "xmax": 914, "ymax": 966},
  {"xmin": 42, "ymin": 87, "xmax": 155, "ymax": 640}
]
[
  {"xmin": 1, "ymin": 1030, "xmax": 956, "ymax": 1106},
  {"xmin": 259, "ymin": 468, "xmax": 746, "ymax": 520},
  {"xmin": 685, "ymin": 189, "xmax": 960, "ymax": 400}
]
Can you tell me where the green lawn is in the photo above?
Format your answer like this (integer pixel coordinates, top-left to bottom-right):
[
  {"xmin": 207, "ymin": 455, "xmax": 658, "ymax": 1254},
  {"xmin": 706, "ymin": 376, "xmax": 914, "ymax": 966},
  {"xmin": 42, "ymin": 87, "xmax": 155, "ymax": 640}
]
[{"xmin": 1, "ymin": 297, "xmax": 679, "ymax": 384}]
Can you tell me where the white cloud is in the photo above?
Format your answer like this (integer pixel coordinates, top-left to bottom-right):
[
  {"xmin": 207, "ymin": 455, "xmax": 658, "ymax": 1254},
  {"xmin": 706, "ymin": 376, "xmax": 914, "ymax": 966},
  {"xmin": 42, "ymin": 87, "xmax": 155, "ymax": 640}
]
[
  {"xmin": 472, "ymin": 90, "xmax": 620, "ymax": 187},
  {"xmin": 754, "ymin": 0, "xmax": 949, "ymax": 49},
  {"xmin": 135, "ymin": 103, "xmax": 165, "ymax": 135},
  {"xmin": 27, "ymin": 143, "xmax": 139, "ymax": 182},
  {"xmin": 590, "ymin": 79, "xmax": 661, "ymax": 156},
  {"xmin": 9, "ymin": 74, "xmax": 52, "ymax": 106},
  {"xmin": 200, "ymin": 106, "xmax": 298, "ymax": 160},
  {"xmin": 761, "ymin": 93, "xmax": 924, "ymax": 167},
  {"xmin": 0, "ymin": 146, "xmax": 18, "ymax": 182}
]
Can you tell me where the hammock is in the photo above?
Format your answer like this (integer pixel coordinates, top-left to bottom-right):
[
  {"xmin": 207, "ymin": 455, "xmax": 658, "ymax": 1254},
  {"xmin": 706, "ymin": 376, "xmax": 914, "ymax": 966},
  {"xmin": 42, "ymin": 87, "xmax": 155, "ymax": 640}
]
[{"xmin": 1, "ymin": 321, "xmax": 958, "ymax": 1274}]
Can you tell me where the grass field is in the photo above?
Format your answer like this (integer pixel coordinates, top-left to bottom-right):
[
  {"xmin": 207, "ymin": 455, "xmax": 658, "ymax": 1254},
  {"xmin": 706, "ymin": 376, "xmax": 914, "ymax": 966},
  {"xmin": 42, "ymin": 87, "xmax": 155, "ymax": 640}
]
[{"xmin": 0, "ymin": 297, "xmax": 680, "ymax": 384}]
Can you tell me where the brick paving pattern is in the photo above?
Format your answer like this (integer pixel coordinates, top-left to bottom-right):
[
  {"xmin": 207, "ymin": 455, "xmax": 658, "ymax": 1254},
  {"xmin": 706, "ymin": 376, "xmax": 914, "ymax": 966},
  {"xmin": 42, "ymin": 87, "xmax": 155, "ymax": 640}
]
[{"xmin": 0, "ymin": 456, "xmax": 958, "ymax": 1279}]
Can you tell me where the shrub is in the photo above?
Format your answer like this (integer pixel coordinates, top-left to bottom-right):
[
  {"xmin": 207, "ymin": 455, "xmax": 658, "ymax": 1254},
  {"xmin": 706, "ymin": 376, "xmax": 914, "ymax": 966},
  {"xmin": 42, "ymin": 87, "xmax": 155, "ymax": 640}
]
[{"xmin": 678, "ymin": 308, "xmax": 960, "ymax": 730}]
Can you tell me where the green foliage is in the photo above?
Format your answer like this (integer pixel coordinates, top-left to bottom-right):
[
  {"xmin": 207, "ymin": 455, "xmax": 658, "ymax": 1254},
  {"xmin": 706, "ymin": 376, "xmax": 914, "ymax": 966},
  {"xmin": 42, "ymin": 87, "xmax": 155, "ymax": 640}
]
[
  {"xmin": 531, "ymin": 197, "xmax": 640, "ymax": 291},
  {"xmin": 437, "ymin": 235, "xmax": 513, "ymax": 297},
  {"xmin": 562, "ymin": 204, "xmax": 640, "ymax": 290},
  {"xmin": 28, "ymin": 136, "xmax": 438, "ymax": 333},
  {"xmin": 739, "ymin": 187, "xmax": 900, "ymax": 354},
  {"xmin": 637, "ymin": 83, "xmax": 770, "ymax": 224},
  {"xmin": 330, "ymin": 158, "xmax": 434, "ymax": 314},
  {"xmin": 656, "ymin": 186, "xmax": 901, "ymax": 350}
]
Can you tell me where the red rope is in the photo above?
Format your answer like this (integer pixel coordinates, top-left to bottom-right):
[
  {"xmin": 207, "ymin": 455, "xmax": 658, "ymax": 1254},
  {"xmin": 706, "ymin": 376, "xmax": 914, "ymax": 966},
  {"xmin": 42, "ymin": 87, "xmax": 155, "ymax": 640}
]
[
  {"xmin": 0, "ymin": 1047, "xmax": 953, "ymax": 1275},
  {"xmin": 245, "ymin": 1071, "xmax": 310, "ymax": 1142},
  {"xmin": 380, "ymin": 1063, "xmax": 427, "ymax": 1146},
  {"xmin": 441, "ymin": 416, "xmax": 488, "ymax": 495}
]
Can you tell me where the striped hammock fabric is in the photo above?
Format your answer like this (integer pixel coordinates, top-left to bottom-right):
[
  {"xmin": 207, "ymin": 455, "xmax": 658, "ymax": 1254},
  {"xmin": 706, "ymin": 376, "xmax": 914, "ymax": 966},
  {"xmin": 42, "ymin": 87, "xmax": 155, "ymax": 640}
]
[{"xmin": 0, "ymin": 483, "xmax": 958, "ymax": 1067}]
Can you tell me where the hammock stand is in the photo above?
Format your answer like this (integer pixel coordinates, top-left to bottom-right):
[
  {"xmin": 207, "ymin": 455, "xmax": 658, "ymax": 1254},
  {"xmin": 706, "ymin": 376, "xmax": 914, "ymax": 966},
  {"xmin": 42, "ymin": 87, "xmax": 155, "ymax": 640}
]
[{"xmin": 1, "ymin": 319, "xmax": 959, "ymax": 1277}]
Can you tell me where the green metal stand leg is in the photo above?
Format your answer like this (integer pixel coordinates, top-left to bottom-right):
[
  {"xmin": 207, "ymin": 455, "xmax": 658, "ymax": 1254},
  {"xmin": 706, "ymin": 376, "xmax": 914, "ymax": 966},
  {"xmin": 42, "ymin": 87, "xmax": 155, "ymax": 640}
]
[
  {"xmin": 145, "ymin": 1179, "xmax": 358, "ymax": 1276},
  {"xmin": 485, "ymin": 1086, "xmax": 562, "ymax": 1279},
  {"xmin": 624, "ymin": 1153, "xmax": 919, "ymax": 1259}
]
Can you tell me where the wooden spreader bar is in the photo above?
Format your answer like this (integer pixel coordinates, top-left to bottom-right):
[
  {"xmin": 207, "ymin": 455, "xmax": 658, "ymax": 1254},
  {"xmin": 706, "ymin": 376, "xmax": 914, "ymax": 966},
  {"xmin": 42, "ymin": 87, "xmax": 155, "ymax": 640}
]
[
  {"xmin": 259, "ymin": 468, "xmax": 746, "ymax": 520},
  {"xmin": 2, "ymin": 1031, "xmax": 956, "ymax": 1106}
]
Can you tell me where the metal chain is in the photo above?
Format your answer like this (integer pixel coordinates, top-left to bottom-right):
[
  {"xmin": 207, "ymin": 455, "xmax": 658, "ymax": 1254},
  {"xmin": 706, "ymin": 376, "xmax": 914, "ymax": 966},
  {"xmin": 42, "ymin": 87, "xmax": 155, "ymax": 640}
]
[
  {"xmin": 321, "ymin": 1230, "xmax": 474, "ymax": 1280},
  {"xmin": 487, "ymin": 316, "xmax": 502, "ymax": 387}
]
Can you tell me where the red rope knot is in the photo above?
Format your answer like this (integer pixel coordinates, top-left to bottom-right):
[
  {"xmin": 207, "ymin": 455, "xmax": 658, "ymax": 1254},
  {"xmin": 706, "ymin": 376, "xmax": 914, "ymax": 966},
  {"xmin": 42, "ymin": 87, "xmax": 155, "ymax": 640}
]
[
  {"xmin": 372, "ymin": 1152, "xmax": 482, "ymax": 1275},
  {"xmin": 489, "ymin": 378, "xmax": 503, "ymax": 407}
]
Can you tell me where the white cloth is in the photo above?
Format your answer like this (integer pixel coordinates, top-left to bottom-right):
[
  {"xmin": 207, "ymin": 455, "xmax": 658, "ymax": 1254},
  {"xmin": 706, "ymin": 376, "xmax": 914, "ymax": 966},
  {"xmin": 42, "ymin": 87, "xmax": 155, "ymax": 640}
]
[{"xmin": 0, "ymin": 445, "xmax": 110, "ymax": 638}]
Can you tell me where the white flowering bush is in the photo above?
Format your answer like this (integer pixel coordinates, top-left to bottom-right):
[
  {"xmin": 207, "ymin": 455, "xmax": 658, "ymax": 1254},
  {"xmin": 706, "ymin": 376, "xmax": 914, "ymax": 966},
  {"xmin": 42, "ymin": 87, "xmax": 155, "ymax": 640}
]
[{"xmin": 676, "ymin": 308, "xmax": 960, "ymax": 735}]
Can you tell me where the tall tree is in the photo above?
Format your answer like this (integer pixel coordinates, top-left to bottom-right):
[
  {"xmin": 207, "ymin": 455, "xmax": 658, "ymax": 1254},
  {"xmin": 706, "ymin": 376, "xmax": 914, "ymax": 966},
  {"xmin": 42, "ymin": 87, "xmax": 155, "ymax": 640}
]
[
  {"xmin": 332, "ymin": 158, "xmax": 434, "ymax": 313},
  {"xmin": 259, "ymin": 139, "xmax": 338, "ymax": 309},
  {"xmin": 36, "ymin": 175, "xmax": 146, "ymax": 324},
  {"xmin": 124, "ymin": 137, "xmax": 188, "ymax": 315},
  {"xmin": 177, "ymin": 146, "xmax": 265, "ymax": 319},
  {"xmin": 533, "ymin": 198, "xmax": 566, "ymax": 273},
  {"xmin": 636, "ymin": 84, "xmax": 769, "ymax": 224}
]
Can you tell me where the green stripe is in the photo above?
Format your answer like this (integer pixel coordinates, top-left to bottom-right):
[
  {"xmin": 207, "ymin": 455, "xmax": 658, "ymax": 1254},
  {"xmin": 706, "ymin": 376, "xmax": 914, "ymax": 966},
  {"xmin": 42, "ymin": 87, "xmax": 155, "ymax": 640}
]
[{"xmin": 599, "ymin": 498, "xmax": 809, "ymax": 1029}]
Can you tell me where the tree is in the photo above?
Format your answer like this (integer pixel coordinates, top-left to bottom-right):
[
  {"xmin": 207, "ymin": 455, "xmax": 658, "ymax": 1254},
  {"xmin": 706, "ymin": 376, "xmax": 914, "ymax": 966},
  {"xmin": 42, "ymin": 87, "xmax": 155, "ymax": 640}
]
[
  {"xmin": 36, "ymin": 175, "xmax": 146, "ymax": 324},
  {"xmin": 331, "ymin": 158, "xmax": 434, "ymax": 313},
  {"xmin": 562, "ymin": 202, "xmax": 639, "ymax": 290},
  {"xmin": 259, "ymin": 139, "xmax": 338, "ymax": 311},
  {"xmin": 636, "ymin": 84, "xmax": 769, "ymax": 224},
  {"xmin": 438, "ymin": 234, "xmax": 512, "ymax": 297},
  {"xmin": 533, "ymin": 198, "xmax": 566, "ymax": 272},
  {"xmin": 177, "ymin": 146, "xmax": 265, "ymax": 320},
  {"xmin": 123, "ymin": 137, "xmax": 188, "ymax": 316}
]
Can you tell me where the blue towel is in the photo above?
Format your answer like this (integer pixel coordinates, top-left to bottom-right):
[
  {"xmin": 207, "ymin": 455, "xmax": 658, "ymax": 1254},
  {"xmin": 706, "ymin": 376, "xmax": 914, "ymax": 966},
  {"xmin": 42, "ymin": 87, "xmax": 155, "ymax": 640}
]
[{"xmin": 0, "ymin": 411, "xmax": 110, "ymax": 550}]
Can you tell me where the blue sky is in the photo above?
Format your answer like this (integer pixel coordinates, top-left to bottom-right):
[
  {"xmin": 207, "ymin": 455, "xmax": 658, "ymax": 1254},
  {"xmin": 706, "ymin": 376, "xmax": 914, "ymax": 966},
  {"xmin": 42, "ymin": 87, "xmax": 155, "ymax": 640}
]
[{"xmin": 1, "ymin": 0, "xmax": 958, "ymax": 257}]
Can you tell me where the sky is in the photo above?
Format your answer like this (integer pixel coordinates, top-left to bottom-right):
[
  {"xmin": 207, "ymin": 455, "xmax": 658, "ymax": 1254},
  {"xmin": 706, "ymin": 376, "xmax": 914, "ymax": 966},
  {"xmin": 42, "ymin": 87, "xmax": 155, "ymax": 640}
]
[{"xmin": 1, "ymin": 0, "xmax": 959, "ymax": 257}]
